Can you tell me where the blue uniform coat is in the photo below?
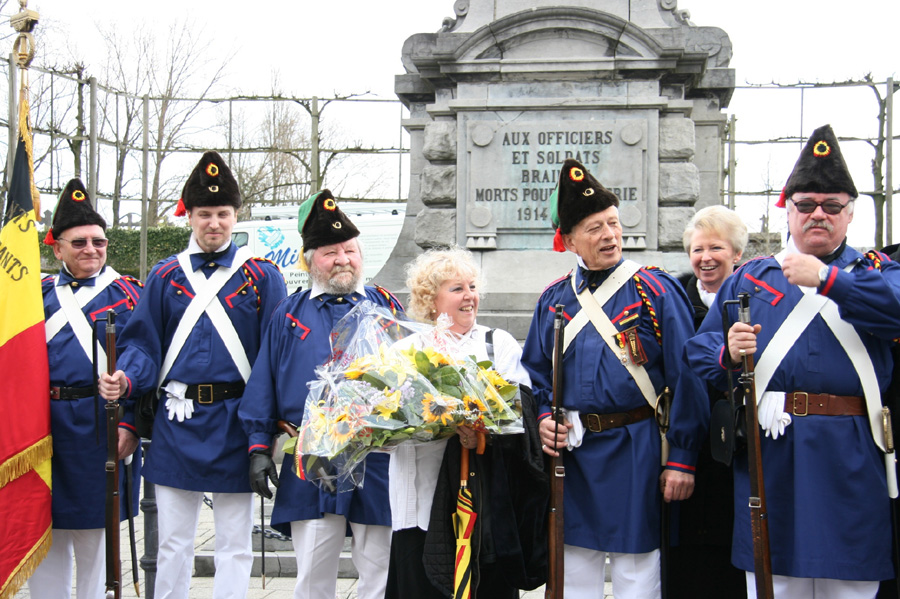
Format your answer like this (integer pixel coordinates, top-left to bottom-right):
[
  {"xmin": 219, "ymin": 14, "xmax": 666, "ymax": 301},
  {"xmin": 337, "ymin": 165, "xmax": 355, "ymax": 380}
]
[
  {"xmin": 685, "ymin": 245, "xmax": 900, "ymax": 580},
  {"xmin": 239, "ymin": 287, "xmax": 400, "ymax": 536},
  {"xmin": 115, "ymin": 245, "xmax": 286, "ymax": 493},
  {"xmin": 43, "ymin": 267, "xmax": 142, "ymax": 529},
  {"xmin": 522, "ymin": 261, "xmax": 708, "ymax": 553}
]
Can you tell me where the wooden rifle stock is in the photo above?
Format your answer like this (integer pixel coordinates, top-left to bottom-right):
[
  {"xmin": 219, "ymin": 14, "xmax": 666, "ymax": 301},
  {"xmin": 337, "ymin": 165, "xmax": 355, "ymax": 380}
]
[
  {"xmin": 545, "ymin": 305, "xmax": 566, "ymax": 599},
  {"xmin": 737, "ymin": 293, "xmax": 774, "ymax": 599},
  {"xmin": 103, "ymin": 310, "xmax": 122, "ymax": 599}
]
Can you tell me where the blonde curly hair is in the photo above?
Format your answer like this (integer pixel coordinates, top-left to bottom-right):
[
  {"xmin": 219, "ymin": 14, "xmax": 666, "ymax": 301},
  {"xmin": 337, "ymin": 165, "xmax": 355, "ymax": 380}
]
[{"xmin": 405, "ymin": 246, "xmax": 483, "ymax": 323}]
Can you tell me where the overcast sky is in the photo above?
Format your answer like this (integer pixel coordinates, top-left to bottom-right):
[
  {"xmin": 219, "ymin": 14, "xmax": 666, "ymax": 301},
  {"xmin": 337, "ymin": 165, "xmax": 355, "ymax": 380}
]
[{"xmin": 18, "ymin": 0, "xmax": 900, "ymax": 245}]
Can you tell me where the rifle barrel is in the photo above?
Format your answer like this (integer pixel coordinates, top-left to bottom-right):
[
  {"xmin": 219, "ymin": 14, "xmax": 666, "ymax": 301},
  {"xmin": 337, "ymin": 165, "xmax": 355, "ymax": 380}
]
[
  {"xmin": 737, "ymin": 293, "xmax": 774, "ymax": 599},
  {"xmin": 545, "ymin": 305, "xmax": 566, "ymax": 599},
  {"xmin": 103, "ymin": 310, "xmax": 122, "ymax": 599}
]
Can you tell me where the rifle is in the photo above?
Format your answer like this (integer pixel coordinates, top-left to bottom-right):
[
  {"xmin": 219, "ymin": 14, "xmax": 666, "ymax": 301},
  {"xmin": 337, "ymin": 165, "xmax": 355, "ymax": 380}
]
[
  {"xmin": 656, "ymin": 387, "xmax": 671, "ymax": 599},
  {"xmin": 735, "ymin": 292, "xmax": 774, "ymax": 599},
  {"xmin": 545, "ymin": 304, "xmax": 566, "ymax": 599},
  {"xmin": 123, "ymin": 454, "xmax": 140, "ymax": 596},
  {"xmin": 100, "ymin": 309, "xmax": 122, "ymax": 599}
]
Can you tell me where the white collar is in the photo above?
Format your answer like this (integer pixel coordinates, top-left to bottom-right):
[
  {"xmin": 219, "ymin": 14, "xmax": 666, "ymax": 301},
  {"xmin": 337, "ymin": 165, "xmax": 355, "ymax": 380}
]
[
  {"xmin": 187, "ymin": 235, "xmax": 232, "ymax": 255},
  {"xmin": 696, "ymin": 279, "xmax": 716, "ymax": 309}
]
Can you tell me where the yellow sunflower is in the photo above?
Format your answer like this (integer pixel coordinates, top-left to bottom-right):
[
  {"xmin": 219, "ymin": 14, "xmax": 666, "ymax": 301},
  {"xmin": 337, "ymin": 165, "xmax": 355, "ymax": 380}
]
[
  {"xmin": 478, "ymin": 368, "xmax": 509, "ymax": 388},
  {"xmin": 328, "ymin": 412, "xmax": 357, "ymax": 445},
  {"xmin": 482, "ymin": 384, "xmax": 505, "ymax": 410},
  {"xmin": 422, "ymin": 393, "xmax": 459, "ymax": 426},
  {"xmin": 462, "ymin": 395, "xmax": 487, "ymax": 415},
  {"xmin": 345, "ymin": 355, "xmax": 378, "ymax": 379}
]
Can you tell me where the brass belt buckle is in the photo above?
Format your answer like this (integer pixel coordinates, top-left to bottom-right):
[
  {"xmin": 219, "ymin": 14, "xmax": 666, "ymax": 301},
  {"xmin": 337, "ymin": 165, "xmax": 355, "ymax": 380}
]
[
  {"xmin": 792, "ymin": 392, "xmax": 809, "ymax": 416},
  {"xmin": 586, "ymin": 413, "xmax": 602, "ymax": 433},
  {"xmin": 198, "ymin": 384, "xmax": 214, "ymax": 405}
]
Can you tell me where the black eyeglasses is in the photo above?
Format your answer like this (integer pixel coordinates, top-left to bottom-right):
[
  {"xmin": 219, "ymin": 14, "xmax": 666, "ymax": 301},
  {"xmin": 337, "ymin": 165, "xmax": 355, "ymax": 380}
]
[
  {"xmin": 57, "ymin": 237, "xmax": 109, "ymax": 249},
  {"xmin": 790, "ymin": 199, "xmax": 852, "ymax": 215}
]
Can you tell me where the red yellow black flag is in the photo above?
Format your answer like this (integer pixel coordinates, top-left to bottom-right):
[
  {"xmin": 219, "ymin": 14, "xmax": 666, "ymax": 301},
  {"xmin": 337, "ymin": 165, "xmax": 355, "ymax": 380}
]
[{"xmin": 0, "ymin": 90, "xmax": 52, "ymax": 599}]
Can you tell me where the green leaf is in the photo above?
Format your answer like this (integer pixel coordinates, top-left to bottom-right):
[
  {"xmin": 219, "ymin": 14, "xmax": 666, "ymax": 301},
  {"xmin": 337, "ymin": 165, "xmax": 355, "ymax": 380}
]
[
  {"xmin": 441, "ymin": 386, "xmax": 462, "ymax": 399},
  {"xmin": 282, "ymin": 436, "xmax": 297, "ymax": 455},
  {"xmin": 499, "ymin": 384, "xmax": 519, "ymax": 402},
  {"xmin": 361, "ymin": 372, "xmax": 388, "ymax": 390},
  {"xmin": 415, "ymin": 351, "xmax": 433, "ymax": 375}
]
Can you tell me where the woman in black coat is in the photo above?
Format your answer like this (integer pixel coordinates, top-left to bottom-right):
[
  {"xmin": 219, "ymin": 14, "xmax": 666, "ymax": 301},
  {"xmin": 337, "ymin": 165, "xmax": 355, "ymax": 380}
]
[{"xmin": 670, "ymin": 205, "xmax": 748, "ymax": 599}]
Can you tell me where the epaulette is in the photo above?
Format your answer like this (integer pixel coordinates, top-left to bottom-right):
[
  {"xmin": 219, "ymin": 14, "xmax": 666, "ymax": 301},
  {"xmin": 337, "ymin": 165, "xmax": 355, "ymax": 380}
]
[
  {"xmin": 41, "ymin": 274, "xmax": 55, "ymax": 285},
  {"xmin": 632, "ymin": 268, "xmax": 663, "ymax": 345},
  {"xmin": 156, "ymin": 257, "xmax": 181, "ymax": 278},
  {"xmin": 732, "ymin": 255, "xmax": 769, "ymax": 277},
  {"xmin": 250, "ymin": 257, "xmax": 281, "ymax": 272},
  {"xmin": 541, "ymin": 270, "xmax": 573, "ymax": 295},
  {"xmin": 115, "ymin": 276, "xmax": 143, "ymax": 308},
  {"xmin": 121, "ymin": 275, "xmax": 144, "ymax": 288},
  {"xmin": 865, "ymin": 250, "xmax": 887, "ymax": 270},
  {"xmin": 374, "ymin": 285, "xmax": 403, "ymax": 315},
  {"xmin": 240, "ymin": 262, "xmax": 265, "ymax": 312}
]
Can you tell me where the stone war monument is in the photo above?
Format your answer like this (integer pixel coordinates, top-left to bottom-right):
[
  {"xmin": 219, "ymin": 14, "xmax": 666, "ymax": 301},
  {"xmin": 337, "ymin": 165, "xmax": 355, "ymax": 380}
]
[{"xmin": 378, "ymin": 0, "xmax": 735, "ymax": 339}]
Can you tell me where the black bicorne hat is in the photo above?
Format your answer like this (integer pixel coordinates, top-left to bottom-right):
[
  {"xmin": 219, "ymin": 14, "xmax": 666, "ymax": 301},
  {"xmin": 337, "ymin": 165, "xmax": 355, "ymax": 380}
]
[
  {"xmin": 43, "ymin": 178, "xmax": 106, "ymax": 245},
  {"xmin": 551, "ymin": 158, "xmax": 620, "ymax": 241},
  {"xmin": 175, "ymin": 151, "xmax": 241, "ymax": 216},
  {"xmin": 777, "ymin": 124, "xmax": 858, "ymax": 207},
  {"xmin": 297, "ymin": 189, "xmax": 360, "ymax": 251}
]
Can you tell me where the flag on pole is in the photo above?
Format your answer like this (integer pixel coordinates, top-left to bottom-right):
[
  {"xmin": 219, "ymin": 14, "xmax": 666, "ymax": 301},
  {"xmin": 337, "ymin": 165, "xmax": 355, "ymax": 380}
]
[{"xmin": 0, "ymin": 89, "xmax": 52, "ymax": 599}]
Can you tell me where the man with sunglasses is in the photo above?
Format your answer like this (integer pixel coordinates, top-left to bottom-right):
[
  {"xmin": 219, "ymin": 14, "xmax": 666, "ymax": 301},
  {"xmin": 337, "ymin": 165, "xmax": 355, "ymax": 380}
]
[
  {"xmin": 687, "ymin": 125, "xmax": 900, "ymax": 599},
  {"xmin": 29, "ymin": 178, "xmax": 143, "ymax": 599},
  {"xmin": 99, "ymin": 152, "xmax": 287, "ymax": 599}
]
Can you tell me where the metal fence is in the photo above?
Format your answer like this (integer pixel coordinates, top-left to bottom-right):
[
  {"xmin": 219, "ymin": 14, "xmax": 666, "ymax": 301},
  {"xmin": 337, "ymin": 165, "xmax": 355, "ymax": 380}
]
[
  {"xmin": 0, "ymin": 56, "xmax": 410, "ymax": 229},
  {"xmin": 1, "ymin": 57, "xmax": 896, "ymax": 246}
]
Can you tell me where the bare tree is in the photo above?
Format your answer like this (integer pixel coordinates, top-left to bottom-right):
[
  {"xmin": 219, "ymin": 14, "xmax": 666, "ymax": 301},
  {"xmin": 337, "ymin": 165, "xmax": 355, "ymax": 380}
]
[
  {"xmin": 861, "ymin": 73, "xmax": 900, "ymax": 249},
  {"xmin": 139, "ymin": 21, "xmax": 230, "ymax": 225}
]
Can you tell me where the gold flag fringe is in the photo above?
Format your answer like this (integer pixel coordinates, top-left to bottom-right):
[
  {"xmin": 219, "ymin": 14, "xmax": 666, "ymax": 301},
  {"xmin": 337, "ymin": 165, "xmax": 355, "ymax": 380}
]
[
  {"xmin": 17, "ymin": 85, "xmax": 40, "ymax": 218},
  {"xmin": 0, "ymin": 525, "xmax": 51, "ymax": 599},
  {"xmin": 0, "ymin": 435, "xmax": 52, "ymax": 490}
]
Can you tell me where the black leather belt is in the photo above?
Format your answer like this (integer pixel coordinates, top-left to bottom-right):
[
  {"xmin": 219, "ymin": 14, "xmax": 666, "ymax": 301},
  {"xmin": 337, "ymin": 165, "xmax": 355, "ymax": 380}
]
[
  {"xmin": 50, "ymin": 385, "xmax": 94, "ymax": 400},
  {"xmin": 579, "ymin": 404, "xmax": 655, "ymax": 433},
  {"xmin": 184, "ymin": 382, "xmax": 245, "ymax": 404}
]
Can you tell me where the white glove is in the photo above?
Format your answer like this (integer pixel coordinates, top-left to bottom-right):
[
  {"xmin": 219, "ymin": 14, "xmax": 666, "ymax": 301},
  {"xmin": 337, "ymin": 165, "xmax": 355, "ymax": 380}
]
[
  {"xmin": 564, "ymin": 409, "xmax": 584, "ymax": 450},
  {"xmin": 759, "ymin": 391, "xmax": 791, "ymax": 440},
  {"xmin": 163, "ymin": 381, "xmax": 194, "ymax": 422}
]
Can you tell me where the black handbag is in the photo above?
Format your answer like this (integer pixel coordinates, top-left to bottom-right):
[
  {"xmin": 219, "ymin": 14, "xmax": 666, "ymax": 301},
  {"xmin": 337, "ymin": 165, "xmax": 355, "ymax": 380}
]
[
  {"xmin": 709, "ymin": 396, "xmax": 746, "ymax": 466},
  {"xmin": 134, "ymin": 391, "xmax": 158, "ymax": 439}
]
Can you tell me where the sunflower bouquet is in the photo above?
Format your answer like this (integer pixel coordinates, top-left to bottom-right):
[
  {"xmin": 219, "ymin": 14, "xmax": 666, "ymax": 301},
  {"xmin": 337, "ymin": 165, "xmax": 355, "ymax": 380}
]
[{"xmin": 289, "ymin": 301, "xmax": 523, "ymax": 491}]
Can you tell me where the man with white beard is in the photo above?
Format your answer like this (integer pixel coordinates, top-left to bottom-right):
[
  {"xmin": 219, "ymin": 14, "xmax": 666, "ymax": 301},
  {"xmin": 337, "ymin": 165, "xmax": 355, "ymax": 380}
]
[{"xmin": 239, "ymin": 189, "xmax": 403, "ymax": 599}]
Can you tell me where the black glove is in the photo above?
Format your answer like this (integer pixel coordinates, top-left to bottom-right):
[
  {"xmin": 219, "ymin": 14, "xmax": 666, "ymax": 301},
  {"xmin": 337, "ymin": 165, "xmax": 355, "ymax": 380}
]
[{"xmin": 249, "ymin": 450, "xmax": 279, "ymax": 499}]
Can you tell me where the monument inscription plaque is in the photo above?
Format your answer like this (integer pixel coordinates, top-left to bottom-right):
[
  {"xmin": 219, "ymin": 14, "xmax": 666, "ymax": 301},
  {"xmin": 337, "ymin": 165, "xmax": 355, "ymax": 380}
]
[{"xmin": 465, "ymin": 117, "xmax": 651, "ymax": 250}]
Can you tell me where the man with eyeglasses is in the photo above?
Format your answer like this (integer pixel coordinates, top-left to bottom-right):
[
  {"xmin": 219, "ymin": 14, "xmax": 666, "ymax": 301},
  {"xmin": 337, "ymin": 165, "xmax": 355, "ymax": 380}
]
[
  {"xmin": 29, "ymin": 178, "xmax": 143, "ymax": 599},
  {"xmin": 686, "ymin": 125, "xmax": 900, "ymax": 599},
  {"xmin": 99, "ymin": 152, "xmax": 287, "ymax": 599}
]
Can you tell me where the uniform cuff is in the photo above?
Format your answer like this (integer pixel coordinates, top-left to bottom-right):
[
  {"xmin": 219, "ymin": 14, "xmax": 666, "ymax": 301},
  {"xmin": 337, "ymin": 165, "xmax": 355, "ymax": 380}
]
[{"xmin": 665, "ymin": 447, "xmax": 697, "ymax": 473}]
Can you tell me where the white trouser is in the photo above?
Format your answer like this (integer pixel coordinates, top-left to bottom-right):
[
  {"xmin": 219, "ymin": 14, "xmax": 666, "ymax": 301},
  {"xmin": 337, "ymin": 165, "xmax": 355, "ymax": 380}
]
[
  {"xmin": 290, "ymin": 513, "xmax": 392, "ymax": 599},
  {"xmin": 28, "ymin": 528, "xmax": 105, "ymax": 599},
  {"xmin": 154, "ymin": 485, "xmax": 253, "ymax": 599},
  {"xmin": 746, "ymin": 572, "xmax": 879, "ymax": 599},
  {"xmin": 564, "ymin": 544, "xmax": 661, "ymax": 599}
]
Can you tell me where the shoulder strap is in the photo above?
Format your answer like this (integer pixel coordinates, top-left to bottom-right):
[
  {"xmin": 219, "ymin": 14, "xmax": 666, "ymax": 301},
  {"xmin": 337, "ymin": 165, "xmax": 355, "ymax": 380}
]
[
  {"xmin": 485, "ymin": 328, "xmax": 495, "ymax": 363},
  {"xmin": 563, "ymin": 260, "xmax": 656, "ymax": 410},
  {"xmin": 47, "ymin": 267, "xmax": 121, "ymax": 366},
  {"xmin": 763, "ymin": 254, "xmax": 888, "ymax": 453},
  {"xmin": 158, "ymin": 248, "xmax": 254, "ymax": 386},
  {"xmin": 561, "ymin": 260, "xmax": 641, "ymax": 354}
]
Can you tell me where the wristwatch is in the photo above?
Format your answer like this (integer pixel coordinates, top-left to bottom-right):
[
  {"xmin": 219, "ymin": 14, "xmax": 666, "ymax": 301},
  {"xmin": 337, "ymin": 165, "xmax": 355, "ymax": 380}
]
[{"xmin": 818, "ymin": 265, "xmax": 830, "ymax": 285}]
